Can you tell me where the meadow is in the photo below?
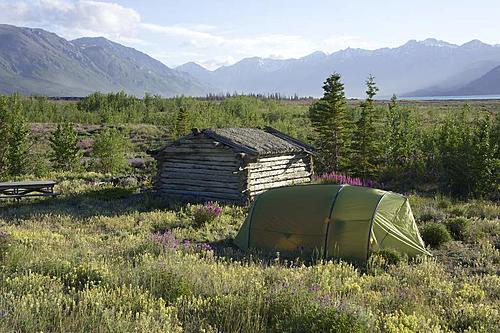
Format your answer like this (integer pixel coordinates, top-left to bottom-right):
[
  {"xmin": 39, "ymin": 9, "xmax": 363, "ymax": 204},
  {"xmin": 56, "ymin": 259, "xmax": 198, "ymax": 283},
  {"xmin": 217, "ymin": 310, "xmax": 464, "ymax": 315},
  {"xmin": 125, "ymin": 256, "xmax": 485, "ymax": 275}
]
[
  {"xmin": 0, "ymin": 175, "xmax": 498, "ymax": 332},
  {"xmin": 0, "ymin": 93, "xmax": 499, "ymax": 332}
]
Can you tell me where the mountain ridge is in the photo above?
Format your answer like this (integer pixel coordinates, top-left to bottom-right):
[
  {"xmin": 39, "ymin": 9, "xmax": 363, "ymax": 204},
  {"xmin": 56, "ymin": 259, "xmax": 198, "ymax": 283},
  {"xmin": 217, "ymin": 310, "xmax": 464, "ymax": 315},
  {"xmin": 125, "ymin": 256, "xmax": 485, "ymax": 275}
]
[
  {"xmin": 0, "ymin": 24, "xmax": 213, "ymax": 97},
  {"xmin": 2, "ymin": 24, "xmax": 500, "ymax": 97},
  {"xmin": 177, "ymin": 38, "xmax": 500, "ymax": 97}
]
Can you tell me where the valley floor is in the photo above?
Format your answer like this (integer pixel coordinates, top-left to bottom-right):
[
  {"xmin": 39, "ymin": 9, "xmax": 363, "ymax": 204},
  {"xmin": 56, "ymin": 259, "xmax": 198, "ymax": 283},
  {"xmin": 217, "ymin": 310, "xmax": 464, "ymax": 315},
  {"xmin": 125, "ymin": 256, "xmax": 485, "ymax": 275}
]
[{"xmin": 0, "ymin": 174, "xmax": 498, "ymax": 332}]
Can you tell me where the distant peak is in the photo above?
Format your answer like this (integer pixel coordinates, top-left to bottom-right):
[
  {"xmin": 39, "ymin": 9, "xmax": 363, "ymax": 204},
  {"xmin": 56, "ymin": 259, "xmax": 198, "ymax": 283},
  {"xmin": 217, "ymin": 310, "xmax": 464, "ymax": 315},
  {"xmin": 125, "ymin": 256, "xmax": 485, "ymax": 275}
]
[
  {"xmin": 461, "ymin": 39, "xmax": 488, "ymax": 48},
  {"xmin": 176, "ymin": 62, "xmax": 209, "ymax": 70},
  {"xmin": 302, "ymin": 51, "xmax": 327, "ymax": 60},
  {"xmin": 402, "ymin": 38, "xmax": 456, "ymax": 48},
  {"xmin": 421, "ymin": 38, "xmax": 455, "ymax": 47}
]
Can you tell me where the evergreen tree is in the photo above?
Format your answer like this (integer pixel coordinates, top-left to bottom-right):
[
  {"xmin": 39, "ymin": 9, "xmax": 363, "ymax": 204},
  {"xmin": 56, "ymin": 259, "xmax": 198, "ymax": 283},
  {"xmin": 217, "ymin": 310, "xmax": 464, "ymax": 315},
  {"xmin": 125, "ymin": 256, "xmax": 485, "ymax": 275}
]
[
  {"xmin": 49, "ymin": 123, "xmax": 82, "ymax": 171},
  {"xmin": 438, "ymin": 111, "xmax": 498, "ymax": 197},
  {"xmin": 175, "ymin": 107, "xmax": 190, "ymax": 139},
  {"xmin": 384, "ymin": 94, "xmax": 418, "ymax": 169},
  {"xmin": 5, "ymin": 95, "xmax": 30, "ymax": 176},
  {"xmin": 308, "ymin": 73, "xmax": 352, "ymax": 171},
  {"xmin": 0, "ymin": 96, "xmax": 8, "ymax": 176},
  {"xmin": 92, "ymin": 128, "xmax": 131, "ymax": 174},
  {"xmin": 351, "ymin": 75, "xmax": 381, "ymax": 178}
]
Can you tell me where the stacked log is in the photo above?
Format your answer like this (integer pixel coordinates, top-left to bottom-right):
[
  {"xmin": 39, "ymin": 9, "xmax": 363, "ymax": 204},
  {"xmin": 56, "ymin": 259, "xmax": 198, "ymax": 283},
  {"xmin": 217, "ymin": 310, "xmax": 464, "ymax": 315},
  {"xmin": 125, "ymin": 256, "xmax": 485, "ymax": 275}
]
[
  {"xmin": 155, "ymin": 137, "xmax": 247, "ymax": 202},
  {"xmin": 246, "ymin": 153, "xmax": 312, "ymax": 198}
]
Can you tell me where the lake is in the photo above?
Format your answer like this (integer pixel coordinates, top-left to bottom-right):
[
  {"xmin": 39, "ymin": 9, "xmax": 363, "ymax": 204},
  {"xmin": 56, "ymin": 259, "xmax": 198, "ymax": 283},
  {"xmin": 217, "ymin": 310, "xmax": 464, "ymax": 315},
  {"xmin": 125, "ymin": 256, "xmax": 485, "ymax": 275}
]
[{"xmin": 400, "ymin": 95, "xmax": 500, "ymax": 101}]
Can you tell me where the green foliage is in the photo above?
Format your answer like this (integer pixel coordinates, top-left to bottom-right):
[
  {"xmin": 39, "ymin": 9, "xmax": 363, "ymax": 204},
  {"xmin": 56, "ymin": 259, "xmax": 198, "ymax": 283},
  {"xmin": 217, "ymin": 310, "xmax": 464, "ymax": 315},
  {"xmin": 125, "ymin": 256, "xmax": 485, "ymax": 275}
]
[
  {"xmin": 0, "ymin": 96, "xmax": 8, "ymax": 176},
  {"xmin": 5, "ymin": 94, "xmax": 31, "ymax": 176},
  {"xmin": 175, "ymin": 106, "xmax": 190, "ymax": 139},
  {"xmin": 383, "ymin": 95, "xmax": 420, "ymax": 170},
  {"xmin": 351, "ymin": 75, "xmax": 382, "ymax": 178},
  {"xmin": 308, "ymin": 73, "xmax": 352, "ymax": 172},
  {"xmin": 0, "ymin": 230, "xmax": 11, "ymax": 262},
  {"xmin": 0, "ymin": 91, "xmax": 498, "ymax": 200},
  {"xmin": 91, "ymin": 128, "xmax": 131, "ymax": 174},
  {"xmin": 49, "ymin": 122, "xmax": 82, "ymax": 171},
  {"xmin": 445, "ymin": 217, "xmax": 471, "ymax": 241},
  {"xmin": 375, "ymin": 248, "xmax": 404, "ymax": 266},
  {"xmin": 421, "ymin": 222, "xmax": 452, "ymax": 248},
  {"xmin": 437, "ymin": 109, "xmax": 499, "ymax": 197}
]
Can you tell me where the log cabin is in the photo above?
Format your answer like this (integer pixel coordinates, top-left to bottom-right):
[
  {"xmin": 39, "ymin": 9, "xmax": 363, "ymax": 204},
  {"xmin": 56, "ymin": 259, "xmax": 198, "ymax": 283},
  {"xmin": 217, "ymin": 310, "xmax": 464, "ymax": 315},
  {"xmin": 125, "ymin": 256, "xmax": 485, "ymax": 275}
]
[{"xmin": 154, "ymin": 127, "xmax": 315, "ymax": 204}]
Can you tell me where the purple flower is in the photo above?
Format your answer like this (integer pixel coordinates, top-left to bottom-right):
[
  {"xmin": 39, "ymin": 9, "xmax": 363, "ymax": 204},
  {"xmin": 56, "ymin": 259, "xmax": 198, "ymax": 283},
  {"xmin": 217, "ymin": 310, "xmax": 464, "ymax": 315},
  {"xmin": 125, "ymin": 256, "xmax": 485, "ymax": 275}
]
[
  {"xmin": 151, "ymin": 230, "xmax": 179, "ymax": 251},
  {"xmin": 0, "ymin": 231, "xmax": 8, "ymax": 238},
  {"xmin": 199, "ymin": 243, "xmax": 212, "ymax": 251},
  {"xmin": 309, "ymin": 283, "xmax": 321, "ymax": 292},
  {"xmin": 193, "ymin": 201, "xmax": 222, "ymax": 225},
  {"xmin": 314, "ymin": 171, "xmax": 377, "ymax": 188}
]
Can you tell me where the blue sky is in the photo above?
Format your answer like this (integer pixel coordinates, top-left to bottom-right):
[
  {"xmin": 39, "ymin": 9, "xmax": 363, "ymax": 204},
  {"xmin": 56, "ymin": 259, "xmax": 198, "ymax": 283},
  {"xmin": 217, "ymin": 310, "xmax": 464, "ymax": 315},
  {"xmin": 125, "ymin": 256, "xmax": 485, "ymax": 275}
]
[{"xmin": 1, "ymin": 0, "xmax": 500, "ymax": 69}]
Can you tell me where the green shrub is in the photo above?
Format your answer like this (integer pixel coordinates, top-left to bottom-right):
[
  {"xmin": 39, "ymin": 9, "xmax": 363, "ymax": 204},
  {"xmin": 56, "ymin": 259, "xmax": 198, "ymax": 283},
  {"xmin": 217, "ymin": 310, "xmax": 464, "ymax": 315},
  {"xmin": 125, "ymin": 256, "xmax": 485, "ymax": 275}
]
[
  {"xmin": 92, "ymin": 128, "xmax": 131, "ymax": 174},
  {"xmin": 0, "ymin": 230, "xmax": 11, "ymax": 262},
  {"xmin": 376, "ymin": 249, "xmax": 404, "ymax": 266},
  {"xmin": 421, "ymin": 223, "xmax": 452, "ymax": 248},
  {"xmin": 445, "ymin": 217, "xmax": 471, "ymax": 241},
  {"xmin": 140, "ymin": 268, "xmax": 193, "ymax": 303},
  {"xmin": 272, "ymin": 306, "xmax": 365, "ymax": 333}
]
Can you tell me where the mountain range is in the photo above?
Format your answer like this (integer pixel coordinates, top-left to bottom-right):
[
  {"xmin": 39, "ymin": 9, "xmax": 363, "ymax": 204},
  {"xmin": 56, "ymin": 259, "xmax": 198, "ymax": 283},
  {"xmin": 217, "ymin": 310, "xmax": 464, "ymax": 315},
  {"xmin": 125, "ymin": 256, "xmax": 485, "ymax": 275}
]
[
  {"xmin": 1, "ymin": 24, "xmax": 500, "ymax": 98},
  {"xmin": 0, "ymin": 24, "xmax": 211, "ymax": 97},
  {"xmin": 177, "ymin": 39, "xmax": 500, "ymax": 98}
]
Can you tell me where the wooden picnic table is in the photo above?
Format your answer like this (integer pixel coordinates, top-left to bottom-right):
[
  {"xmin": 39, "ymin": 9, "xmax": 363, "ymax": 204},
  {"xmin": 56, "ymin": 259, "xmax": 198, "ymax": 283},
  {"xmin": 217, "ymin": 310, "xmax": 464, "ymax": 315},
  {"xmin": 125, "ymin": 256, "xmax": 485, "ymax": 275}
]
[{"xmin": 0, "ymin": 180, "xmax": 58, "ymax": 200}]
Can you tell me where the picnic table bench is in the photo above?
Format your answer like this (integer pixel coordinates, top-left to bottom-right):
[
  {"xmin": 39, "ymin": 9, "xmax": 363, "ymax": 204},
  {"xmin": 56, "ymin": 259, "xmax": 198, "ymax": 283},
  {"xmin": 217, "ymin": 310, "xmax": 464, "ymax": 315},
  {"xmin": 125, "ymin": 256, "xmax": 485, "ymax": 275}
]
[{"xmin": 0, "ymin": 181, "xmax": 58, "ymax": 200}]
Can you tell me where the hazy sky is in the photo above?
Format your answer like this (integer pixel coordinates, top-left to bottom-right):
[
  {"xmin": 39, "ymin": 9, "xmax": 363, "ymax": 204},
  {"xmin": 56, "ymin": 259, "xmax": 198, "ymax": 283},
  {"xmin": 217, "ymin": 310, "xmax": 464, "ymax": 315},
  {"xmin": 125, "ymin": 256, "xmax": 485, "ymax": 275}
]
[{"xmin": 1, "ymin": 0, "xmax": 500, "ymax": 69}]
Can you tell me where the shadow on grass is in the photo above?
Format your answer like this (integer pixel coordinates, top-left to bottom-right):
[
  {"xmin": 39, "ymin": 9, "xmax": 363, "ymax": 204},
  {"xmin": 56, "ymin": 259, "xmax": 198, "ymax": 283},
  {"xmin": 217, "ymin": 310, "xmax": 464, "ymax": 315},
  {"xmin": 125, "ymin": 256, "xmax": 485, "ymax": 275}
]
[{"xmin": 0, "ymin": 187, "xmax": 168, "ymax": 221}]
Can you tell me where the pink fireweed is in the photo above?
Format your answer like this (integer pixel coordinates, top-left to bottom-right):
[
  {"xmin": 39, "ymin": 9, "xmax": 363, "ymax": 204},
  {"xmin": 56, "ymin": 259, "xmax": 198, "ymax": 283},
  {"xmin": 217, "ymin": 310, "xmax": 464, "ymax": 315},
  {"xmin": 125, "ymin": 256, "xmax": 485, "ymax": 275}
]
[
  {"xmin": 314, "ymin": 171, "xmax": 376, "ymax": 188},
  {"xmin": 193, "ymin": 201, "xmax": 222, "ymax": 225}
]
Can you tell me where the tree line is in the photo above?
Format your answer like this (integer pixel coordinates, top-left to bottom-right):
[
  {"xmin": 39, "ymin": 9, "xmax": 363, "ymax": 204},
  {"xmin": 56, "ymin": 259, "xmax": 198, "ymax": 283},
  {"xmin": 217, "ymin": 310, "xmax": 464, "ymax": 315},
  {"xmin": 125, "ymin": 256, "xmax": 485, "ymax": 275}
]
[
  {"xmin": 1, "ymin": 83, "xmax": 498, "ymax": 198},
  {"xmin": 309, "ymin": 73, "xmax": 500, "ymax": 198},
  {"xmin": 0, "ymin": 95, "xmax": 131, "ymax": 177}
]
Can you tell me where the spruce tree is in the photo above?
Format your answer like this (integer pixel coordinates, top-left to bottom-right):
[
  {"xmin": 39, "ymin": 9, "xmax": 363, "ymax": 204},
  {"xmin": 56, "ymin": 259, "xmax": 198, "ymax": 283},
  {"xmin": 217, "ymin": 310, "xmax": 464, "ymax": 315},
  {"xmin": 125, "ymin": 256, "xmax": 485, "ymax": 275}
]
[
  {"xmin": 92, "ymin": 128, "xmax": 131, "ymax": 174},
  {"xmin": 384, "ymin": 94, "xmax": 418, "ymax": 169},
  {"xmin": 351, "ymin": 75, "xmax": 381, "ymax": 179},
  {"xmin": 175, "ymin": 107, "xmax": 190, "ymax": 139},
  {"xmin": 308, "ymin": 73, "xmax": 352, "ymax": 172},
  {"xmin": 0, "ymin": 96, "xmax": 8, "ymax": 176},
  {"xmin": 49, "ymin": 123, "xmax": 82, "ymax": 171},
  {"xmin": 6, "ymin": 95, "xmax": 30, "ymax": 176}
]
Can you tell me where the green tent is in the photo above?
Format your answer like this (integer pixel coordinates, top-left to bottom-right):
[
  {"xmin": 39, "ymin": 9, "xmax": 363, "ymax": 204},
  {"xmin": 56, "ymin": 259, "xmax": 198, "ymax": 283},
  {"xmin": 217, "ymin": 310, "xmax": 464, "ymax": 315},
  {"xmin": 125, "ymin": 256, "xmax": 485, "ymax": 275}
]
[{"xmin": 234, "ymin": 184, "xmax": 431, "ymax": 263}]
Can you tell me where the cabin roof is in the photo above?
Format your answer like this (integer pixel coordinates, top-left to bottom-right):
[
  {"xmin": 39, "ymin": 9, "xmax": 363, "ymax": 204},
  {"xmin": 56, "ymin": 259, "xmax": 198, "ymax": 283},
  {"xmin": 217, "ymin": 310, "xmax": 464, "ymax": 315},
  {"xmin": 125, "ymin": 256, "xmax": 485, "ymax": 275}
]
[{"xmin": 158, "ymin": 127, "xmax": 314, "ymax": 157}]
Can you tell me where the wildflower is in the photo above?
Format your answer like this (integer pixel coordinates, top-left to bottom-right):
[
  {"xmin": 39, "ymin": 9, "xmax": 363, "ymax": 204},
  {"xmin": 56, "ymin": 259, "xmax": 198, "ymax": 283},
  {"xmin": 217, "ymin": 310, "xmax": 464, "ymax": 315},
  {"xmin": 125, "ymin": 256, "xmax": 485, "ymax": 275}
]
[
  {"xmin": 199, "ymin": 243, "xmax": 212, "ymax": 251},
  {"xmin": 193, "ymin": 201, "xmax": 222, "ymax": 226},
  {"xmin": 309, "ymin": 283, "xmax": 321, "ymax": 292},
  {"xmin": 151, "ymin": 230, "xmax": 179, "ymax": 251},
  {"xmin": 314, "ymin": 171, "xmax": 377, "ymax": 188}
]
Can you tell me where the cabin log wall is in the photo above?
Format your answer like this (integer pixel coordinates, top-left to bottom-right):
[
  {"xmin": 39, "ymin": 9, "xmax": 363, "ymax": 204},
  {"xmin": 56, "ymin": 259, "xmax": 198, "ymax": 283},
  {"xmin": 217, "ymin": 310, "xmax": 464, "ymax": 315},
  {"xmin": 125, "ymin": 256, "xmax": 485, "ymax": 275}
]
[
  {"xmin": 155, "ymin": 136, "xmax": 248, "ymax": 202},
  {"xmin": 246, "ymin": 153, "xmax": 312, "ymax": 198}
]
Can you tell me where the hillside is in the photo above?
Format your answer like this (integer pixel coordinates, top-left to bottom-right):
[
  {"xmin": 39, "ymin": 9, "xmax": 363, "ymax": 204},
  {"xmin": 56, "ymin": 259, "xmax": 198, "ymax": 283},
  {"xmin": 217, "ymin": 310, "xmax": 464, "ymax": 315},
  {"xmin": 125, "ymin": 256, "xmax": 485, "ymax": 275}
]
[
  {"xmin": 442, "ymin": 64, "xmax": 500, "ymax": 96},
  {"xmin": 0, "ymin": 24, "xmax": 212, "ymax": 97}
]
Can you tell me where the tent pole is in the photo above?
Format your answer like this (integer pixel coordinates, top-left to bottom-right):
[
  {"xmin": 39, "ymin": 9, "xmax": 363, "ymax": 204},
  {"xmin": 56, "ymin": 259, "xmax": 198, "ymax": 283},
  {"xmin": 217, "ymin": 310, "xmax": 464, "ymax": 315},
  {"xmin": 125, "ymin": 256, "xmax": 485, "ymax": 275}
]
[
  {"xmin": 366, "ymin": 192, "xmax": 388, "ymax": 263},
  {"xmin": 323, "ymin": 184, "xmax": 347, "ymax": 260}
]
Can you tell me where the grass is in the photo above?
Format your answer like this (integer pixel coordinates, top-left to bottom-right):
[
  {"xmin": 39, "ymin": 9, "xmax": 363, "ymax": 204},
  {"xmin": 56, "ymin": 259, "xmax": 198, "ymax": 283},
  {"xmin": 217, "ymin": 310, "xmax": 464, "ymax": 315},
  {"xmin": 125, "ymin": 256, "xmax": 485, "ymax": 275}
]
[{"xmin": 0, "ymin": 174, "xmax": 498, "ymax": 332}]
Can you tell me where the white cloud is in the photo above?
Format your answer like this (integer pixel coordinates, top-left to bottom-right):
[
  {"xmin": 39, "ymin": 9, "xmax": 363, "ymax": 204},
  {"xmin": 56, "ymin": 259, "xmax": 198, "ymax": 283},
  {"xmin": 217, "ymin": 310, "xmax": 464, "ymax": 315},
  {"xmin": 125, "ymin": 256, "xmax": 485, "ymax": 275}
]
[
  {"xmin": 0, "ymin": 0, "xmax": 381, "ymax": 68},
  {"xmin": 0, "ymin": 0, "xmax": 141, "ymax": 41}
]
